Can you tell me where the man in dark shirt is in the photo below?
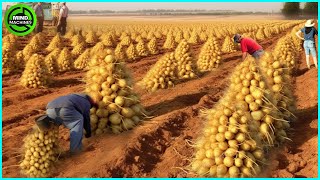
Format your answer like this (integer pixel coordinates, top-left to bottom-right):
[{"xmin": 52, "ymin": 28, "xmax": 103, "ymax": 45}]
[
  {"xmin": 35, "ymin": 93, "xmax": 97, "ymax": 153},
  {"xmin": 33, "ymin": 2, "xmax": 44, "ymax": 33}
]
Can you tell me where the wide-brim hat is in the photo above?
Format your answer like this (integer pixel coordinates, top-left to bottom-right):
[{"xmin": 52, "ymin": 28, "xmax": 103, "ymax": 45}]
[{"xmin": 305, "ymin": 19, "xmax": 315, "ymax": 27}]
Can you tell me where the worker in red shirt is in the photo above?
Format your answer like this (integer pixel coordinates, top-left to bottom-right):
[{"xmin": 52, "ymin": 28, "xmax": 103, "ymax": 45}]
[{"xmin": 233, "ymin": 34, "xmax": 264, "ymax": 61}]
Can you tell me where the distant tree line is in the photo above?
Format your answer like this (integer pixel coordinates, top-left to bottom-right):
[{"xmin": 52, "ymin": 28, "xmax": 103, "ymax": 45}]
[
  {"xmin": 69, "ymin": 10, "xmax": 114, "ymax": 14},
  {"xmin": 282, "ymin": 2, "xmax": 318, "ymax": 17}
]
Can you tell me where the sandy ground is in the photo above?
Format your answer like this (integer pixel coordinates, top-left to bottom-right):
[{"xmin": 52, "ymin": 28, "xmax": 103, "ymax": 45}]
[{"xmin": 2, "ymin": 24, "xmax": 318, "ymax": 177}]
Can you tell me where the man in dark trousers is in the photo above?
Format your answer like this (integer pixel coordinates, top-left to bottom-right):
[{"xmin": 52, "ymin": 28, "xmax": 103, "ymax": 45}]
[
  {"xmin": 57, "ymin": 2, "xmax": 69, "ymax": 35},
  {"xmin": 234, "ymin": 34, "xmax": 264, "ymax": 60},
  {"xmin": 33, "ymin": 2, "xmax": 44, "ymax": 33},
  {"xmin": 35, "ymin": 93, "xmax": 97, "ymax": 154}
]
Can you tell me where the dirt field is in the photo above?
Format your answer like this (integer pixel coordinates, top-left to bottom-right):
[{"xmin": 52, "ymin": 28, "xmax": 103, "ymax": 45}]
[{"xmin": 2, "ymin": 20, "xmax": 318, "ymax": 177}]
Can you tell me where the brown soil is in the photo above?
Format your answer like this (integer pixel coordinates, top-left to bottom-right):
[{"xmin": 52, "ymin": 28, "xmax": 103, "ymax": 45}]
[{"xmin": 2, "ymin": 30, "xmax": 317, "ymax": 178}]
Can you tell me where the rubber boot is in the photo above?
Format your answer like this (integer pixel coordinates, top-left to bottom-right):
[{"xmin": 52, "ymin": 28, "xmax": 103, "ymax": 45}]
[
  {"xmin": 313, "ymin": 56, "xmax": 318, "ymax": 69},
  {"xmin": 306, "ymin": 55, "xmax": 310, "ymax": 69}
]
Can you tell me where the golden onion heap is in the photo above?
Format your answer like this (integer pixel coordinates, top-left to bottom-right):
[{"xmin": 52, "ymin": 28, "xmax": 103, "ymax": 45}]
[
  {"xmin": 101, "ymin": 33, "xmax": 115, "ymax": 47},
  {"xmin": 214, "ymin": 29, "xmax": 224, "ymax": 39},
  {"xmin": 57, "ymin": 47, "xmax": 73, "ymax": 72},
  {"xmin": 154, "ymin": 31, "xmax": 162, "ymax": 39},
  {"xmin": 84, "ymin": 52, "xmax": 148, "ymax": 134},
  {"xmin": 74, "ymin": 49, "xmax": 91, "ymax": 70},
  {"xmin": 46, "ymin": 35, "xmax": 64, "ymax": 52},
  {"xmin": 44, "ymin": 48, "xmax": 61, "ymax": 75},
  {"xmin": 141, "ymin": 31, "xmax": 148, "ymax": 39},
  {"xmin": 273, "ymin": 36, "xmax": 297, "ymax": 74},
  {"xmin": 21, "ymin": 54, "xmax": 52, "ymax": 88},
  {"xmin": 228, "ymin": 57, "xmax": 290, "ymax": 146},
  {"xmin": 20, "ymin": 127, "xmax": 59, "ymax": 177},
  {"xmin": 197, "ymin": 37, "xmax": 222, "ymax": 72},
  {"xmin": 23, "ymin": 44, "xmax": 38, "ymax": 62},
  {"xmin": 146, "ymin": 32, "xmax": 155, "ymax": 40},
  {"xmin": 28, "ymin": 34, "xmax": 43, "ymax": 51},
  {"xmin": 183, "ymin": 30, "xmax": 191, "ymax": 40},
  {"xmin": 119, "ymin": 35, "xmax": 132, "ymax": 46},
  {"xmin": 134, "ymin": 35, "xmax": 144, "ymax": 43},
  {"xmin": 138, "ymin": 52, "xmax": 176, "ymax": 92},
  {"xmin": 108, "ymin": 31, "xmax": 118, "ymax": 42},
  {"xmin": 221, "ymin": 36, "xmax": 237, "ymax": 53},
  {"xmin": 85, "ymin": 30, "xmax": 99, "ymax": 44},
  {"xmin": 263, "ymin": 28, "xmax": 273, "ymax": 38},
  {"xmin": 71, "ymin": 42, "xmax": 86, "ymax": 58},
  {"xmin": 259, "ymin": 52, "xmax": 296, "ymax": 121},
  {"xmin": 114, "ymin": 44, "xmax": 127, "ymax": 61},
  {"xmin": 190, "ymin": 57, "xmax": 292, "ymax": 177},
  {"xmin": 3, "ymin": 34, "xmax": 19, "ymax": 47},
  {"xmin": 15, "ymin": 50, "xmax": 25, "ymax": 71},
  {"xmin": 96, "ymin": 29, "xmax": 103, "ymax": 37},
  {"xmin": 290, "ymin": 25, "xmax": 304, "ymax": 52},
  {"xmin": 175, "ymin": 30, "xmax": 183, "ymax": 43},
  {"xmin": 136, "ymin": 40, "xmax": 149, "ymax": 57},
  {"xmin": 126, "ymin": 43, "xmax": 139, "ymax": 61},
  {"xmin": 90, "ymin": 42, "xmax": 106, "ymax": 56},
  {"xmin": 174, "ymin": 39, "xmax": 196, "ymax": 79},
  {"xmin": 188, "ymin": 31, "xmax": 200, "ymax": 44},
  {"xmin": 163, "ymin": 32, "xmax": 176, "ymax": 50},
  {"xmin": 200, "ymin": 31, "xmax": 208, "ymax": 43},
  {"xmin": 130, "ymin": 32, "xmax": 138, "ymax": 41},
  {"xmin": 147, "ymin": 37, "xmax": 159, "ymax": 55},
  {"xmin": 190, "ymin": 104, "xmax": 264, "ymax": 177},
  {"xmin": 255, "ymin": 28, "xmax": 266, "ymax": 41},
  {"xmin": 71, "ymin": 34, "xmax": 85, "ymax": 47},
  {"xmin": 2, "ymin": 40, "xmax": 17, "ymax": 75}
]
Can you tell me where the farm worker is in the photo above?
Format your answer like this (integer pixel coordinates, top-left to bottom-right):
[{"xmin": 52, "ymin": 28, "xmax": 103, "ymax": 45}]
[
  {"xmin": 233, "ymin": 34, "xmax": 264, "ymax": 61},
  {"xmin": 35, "ymin": 93, "xmax": 97, "ymax": 154},
  {"xmin": 33, "ymin": 2, "xmax": 44, "ymax": 33},
  {"xmin": 57, "ymin": 2, "xmax": 69, "ymax": 35},
  {"xmin": 295, "ymin": 19, "xmax": 318, "ymax": 69}
]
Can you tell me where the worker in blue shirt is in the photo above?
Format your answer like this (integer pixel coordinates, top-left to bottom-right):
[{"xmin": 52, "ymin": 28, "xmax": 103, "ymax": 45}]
[
  {"xmin": 296, "ymin": 19, "xmax": 318, "ymax": 69},
  {"xmin": 35, "ymin": 93, "xmax": 97, "ymax": 154}
]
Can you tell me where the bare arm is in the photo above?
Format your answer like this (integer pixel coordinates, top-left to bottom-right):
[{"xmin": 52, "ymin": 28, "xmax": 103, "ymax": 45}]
[
  {"xmin": 295, "ymin": 31, "xmax": 304, "ymax": 40},
  {"xmin": 242, "ymin": 52, "xmax": 247, "ymax": 61}
]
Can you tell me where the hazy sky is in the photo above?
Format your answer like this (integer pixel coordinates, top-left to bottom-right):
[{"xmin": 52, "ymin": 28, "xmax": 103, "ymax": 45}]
[{"xmin": 2, "ymin": 2, "xmax": 288, "ymax": 12}]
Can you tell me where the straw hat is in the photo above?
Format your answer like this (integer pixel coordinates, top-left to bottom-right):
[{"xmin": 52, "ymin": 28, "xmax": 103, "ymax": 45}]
[{"xmin": 305, "ymin": 19, "xmax": 315, "ymax": 27}]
